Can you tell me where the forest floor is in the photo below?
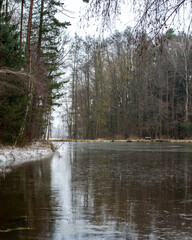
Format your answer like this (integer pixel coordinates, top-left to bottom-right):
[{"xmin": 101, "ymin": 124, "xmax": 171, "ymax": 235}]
[{"xmin": 0, "ymin": 141, "xmax": 54, "ymax": 171}]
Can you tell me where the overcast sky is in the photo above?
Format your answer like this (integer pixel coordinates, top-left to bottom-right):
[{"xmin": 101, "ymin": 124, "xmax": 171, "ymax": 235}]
[
  {"xmin": 61, "ymin": 0, "xmax": 135, "ymax": 38},
  {"xmin": 61, "ymin": 0, "xmax": 192, "ymax": 38}
]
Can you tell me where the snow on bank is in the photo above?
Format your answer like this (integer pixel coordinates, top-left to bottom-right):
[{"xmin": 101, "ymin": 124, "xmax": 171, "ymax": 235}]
[{"xmin": 0, "ymin": 141, "xmax": 54, "ymax": 169}]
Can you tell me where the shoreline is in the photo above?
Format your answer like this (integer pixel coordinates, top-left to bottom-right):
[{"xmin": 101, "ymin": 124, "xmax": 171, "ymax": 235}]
[
  {"xmin": 0, "ymin": 141, "xmax": 54, "ymax": 170},
  {"xmin": 49, "ymin": 138, "xmax": 192, "ymax": 143},
  {"xmin": 0, "ymin": 138, "xmax": 191, "ymax": 171}
]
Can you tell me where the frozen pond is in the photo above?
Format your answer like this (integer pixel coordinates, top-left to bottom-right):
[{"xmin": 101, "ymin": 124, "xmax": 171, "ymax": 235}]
[{"xmin": 0, "ymin": 142, "xmax": 192, "ymax": 239}]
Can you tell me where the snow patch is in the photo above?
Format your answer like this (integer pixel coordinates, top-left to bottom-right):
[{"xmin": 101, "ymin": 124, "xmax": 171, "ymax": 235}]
[{"xmin": 0, "ymin": 141, "xmax": 54, "ymax": 168}]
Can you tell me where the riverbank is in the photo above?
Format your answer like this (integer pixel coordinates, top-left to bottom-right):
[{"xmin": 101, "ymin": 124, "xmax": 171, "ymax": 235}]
[
  {"xmin": 0, "ymin": 141, "xmax": 54, "ymax": 169},
  {"xmin": 49, "ymin": 138, "xmax": 192, "ymax": 143}
]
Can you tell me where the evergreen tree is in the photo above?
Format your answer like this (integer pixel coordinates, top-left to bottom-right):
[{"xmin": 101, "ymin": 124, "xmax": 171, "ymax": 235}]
[
  {"xmin": 0, "ymin": 0, "xmax": 70, "ymax": 144},
  {"xmin": 0, "ymin": 16, "xmax": 26, "ymax": 144},
  {"xmin": 0, "ymin": 17, "xmax": 24, "ymax": 68}
]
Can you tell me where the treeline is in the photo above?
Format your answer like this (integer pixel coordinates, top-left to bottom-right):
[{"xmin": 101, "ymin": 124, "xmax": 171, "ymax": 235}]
[
  {"xmin": 0, "ymin": 0, "xmax": 69, "ymax": 145},
  {"xmin": 66, "ymin": 29, "xmax": 192, "ymax": 139}
]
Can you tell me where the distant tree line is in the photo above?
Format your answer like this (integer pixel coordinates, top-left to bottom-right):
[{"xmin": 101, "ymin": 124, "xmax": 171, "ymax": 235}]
[
  {"xmin": 65, "ymin": 29, "xmax": 192, "ymax": 139},
  {"xmin": 0, "ymin": 0, "xmax": 69, "ymax": 145}
]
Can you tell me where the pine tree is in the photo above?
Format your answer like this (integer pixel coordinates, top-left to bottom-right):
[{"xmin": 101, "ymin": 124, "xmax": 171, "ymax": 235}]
[
  {"xmin": 0, "ymin": 15, "xmax": 26, "ymax": 144},
  {"xmin": 0, "ymin": 0, "xmax": 71, "ymax": 144},
  {"xmin": 0, "ymin": 18, "xmax": 24, "ymax": 68}
]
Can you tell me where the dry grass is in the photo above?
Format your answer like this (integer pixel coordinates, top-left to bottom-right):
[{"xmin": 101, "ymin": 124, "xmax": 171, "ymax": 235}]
[{"xmin": 48, "ymin": 138, "xmax": 192, "ymax": 143}]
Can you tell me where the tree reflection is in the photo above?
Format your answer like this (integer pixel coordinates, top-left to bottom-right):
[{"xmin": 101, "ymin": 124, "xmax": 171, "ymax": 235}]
[
  {"xmin": 1, "ymin": 143, "xmax": 192, "ymax": 240},
  {"xmin": 66, "ymin": 143, "xmax": 192, "ymax": 239}
]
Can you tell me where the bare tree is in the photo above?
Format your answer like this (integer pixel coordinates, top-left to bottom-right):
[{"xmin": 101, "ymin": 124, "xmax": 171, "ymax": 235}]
[{"xmin": 84, "ymin": 0, "xmax": 192, "ymax": 37}]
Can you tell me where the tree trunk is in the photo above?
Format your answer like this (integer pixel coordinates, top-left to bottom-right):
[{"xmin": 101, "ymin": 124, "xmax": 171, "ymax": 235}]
[
  {"xmin": 166, "ymin": 67, "xmax": 169, "ymax": 116},
  {"xmin": 0, "ymin": 0, "xmax": 3, "ymax": 17},
  {"xmin": 38, "ymin": 0, "xmax": 44, "ymax": 55},
  {"xmin": 172, "ymin": 68, "xmax": 176, "ymax": 137},
  {"xmin": 86, "ymin": 49, "xmax": 90, "ymax": 139},
  {"xmin": 15, "ymin": 0, "xmax": 34, "ymax": 145},
  {"xmin": 184, "ymin": 53, "xmax": 189, "ymax": 122},
  {"xmin": 20, "ymin": 0, "xmax": 24, "ymax": 49},
  {"xmin": 166, "ymin": 67, "xmax": 169, "ymax": 136},
  {"xmin": 5, "ymin": 0, "xmax": 8, "ymax": 17},
  {"xmin": 26, "ymin": 0, "xmax": 34, "ymax": 72}
]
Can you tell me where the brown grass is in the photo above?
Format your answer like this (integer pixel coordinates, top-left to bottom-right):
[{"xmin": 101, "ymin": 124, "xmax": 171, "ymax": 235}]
[{"xmin": 48, "ymin": 138, "xmax": 192, "ymax": 143}]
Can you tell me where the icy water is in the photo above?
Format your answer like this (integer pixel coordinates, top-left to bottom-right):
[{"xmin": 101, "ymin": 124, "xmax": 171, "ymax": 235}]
[{"xmin": 0, "ymin": 142, "xmax": 192, "ymax": 239}]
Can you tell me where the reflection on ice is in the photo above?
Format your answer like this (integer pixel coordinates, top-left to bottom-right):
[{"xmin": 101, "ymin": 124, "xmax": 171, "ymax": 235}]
[
  {"xmin": 50, "ymin": 144, "xmax": 127, "ymax": 239},
  {"xmin": 1, "ymin": 142, "xmax": 192, "ymax": 239},
  {"xmin": 49, "ymin": 142, "xmax": 192, "ymax": 240},
  {"xmin": 51, "ymin": 145, "xmax": 72, "ymax": 222}
]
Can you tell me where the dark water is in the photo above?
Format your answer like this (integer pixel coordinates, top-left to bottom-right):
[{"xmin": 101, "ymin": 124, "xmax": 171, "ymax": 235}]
[{"xmin": 0, "ymin": 142, "xmax": 192, "ymax": 239}]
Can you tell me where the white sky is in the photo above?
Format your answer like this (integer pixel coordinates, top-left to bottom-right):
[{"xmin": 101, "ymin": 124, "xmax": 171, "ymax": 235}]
[
  {"xmin": 62, "ymin": 0, "xmax": 87, "ymax": 36},
  {"xmin": 61, "ymin": 0, "xmax": 135, "ymax": 38},
  {"xmin": 60, "ymin": 0, "xmax": 192, "ymax": 38}
]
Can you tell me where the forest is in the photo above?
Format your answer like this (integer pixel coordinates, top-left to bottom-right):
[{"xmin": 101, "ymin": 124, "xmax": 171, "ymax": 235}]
[
  {"xmin": 1, "ymin": 0, "xmax": 192, "ymax": 144},
  {"xmin": 0, "ymin": 0, "xmax": 69, "ymax": 145},
  {"xmin": 65, "ymin": 29, "xmax": 192, "ymax": 140}
]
